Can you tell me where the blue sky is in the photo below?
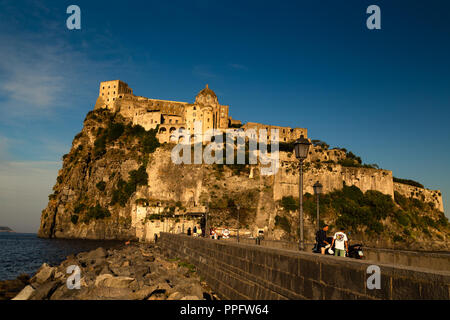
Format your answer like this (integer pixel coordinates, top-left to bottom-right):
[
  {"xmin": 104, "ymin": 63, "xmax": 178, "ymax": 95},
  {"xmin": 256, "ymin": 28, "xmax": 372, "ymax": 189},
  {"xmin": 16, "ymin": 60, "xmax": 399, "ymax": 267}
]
[{"xmin": 0, "ymin": 0, "xmax": 449, "ymax": 233}]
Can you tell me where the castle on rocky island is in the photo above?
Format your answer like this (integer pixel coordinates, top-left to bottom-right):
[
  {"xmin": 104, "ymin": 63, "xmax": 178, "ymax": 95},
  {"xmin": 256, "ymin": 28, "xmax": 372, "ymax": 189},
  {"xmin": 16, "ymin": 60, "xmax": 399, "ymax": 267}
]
[
  {"xmin": 92, "ymin": 80, "xmax": 444, "ymax": 214},
  {"xmin": 95, "ymin": 80, "xmax": 307, "ymax": 144}
]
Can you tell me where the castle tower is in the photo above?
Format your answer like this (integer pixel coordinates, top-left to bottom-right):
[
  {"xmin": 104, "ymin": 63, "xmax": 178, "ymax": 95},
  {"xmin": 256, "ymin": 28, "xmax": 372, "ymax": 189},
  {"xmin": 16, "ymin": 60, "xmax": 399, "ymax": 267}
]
[{"xmin": 98, "ymin": 80, "xmax": 133, "ymax": 109}]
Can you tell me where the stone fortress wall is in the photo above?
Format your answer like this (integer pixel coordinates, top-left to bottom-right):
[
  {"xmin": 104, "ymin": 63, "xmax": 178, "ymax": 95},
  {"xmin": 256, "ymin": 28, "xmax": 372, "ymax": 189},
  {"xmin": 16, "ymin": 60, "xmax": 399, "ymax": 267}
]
[
  {"xmin": 274, "ymin": 161, "xmax": 394, "ymax": 200},
  {"xmin": 394, "ymin": 182, "xmax": 444, "ymax": 212},
  {"xmin": 159, "ymin": 233, "xmax": 450, "ymax": 300},
  {"xmin": 275, "ymin": 147, "xmax": 443, "ymax": 211}
]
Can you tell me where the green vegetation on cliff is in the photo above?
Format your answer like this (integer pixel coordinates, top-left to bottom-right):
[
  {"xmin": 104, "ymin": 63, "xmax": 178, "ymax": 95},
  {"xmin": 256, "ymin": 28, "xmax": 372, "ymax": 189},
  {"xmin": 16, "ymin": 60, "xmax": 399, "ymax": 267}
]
[
  {"xmin": 71, "ymin": 203, "xmax": 111, "ymax": 224},
  {"xmin": 208, "ymin": 188, "xmax": 259, "ymax": 227},
  {"xmin": 111, "ymin": 165, "xmax": 149, "ymax": 207},
  {"xmin": 393, "ymin": 177, "xmax": 424, "ymax": 188},
  {"xmin": 277, "ymin": 185, "xmax": 448, "ymax": 241},
  {"xmin": 91, "ymin": 110, "xmax": 160, "ymax": 158}
]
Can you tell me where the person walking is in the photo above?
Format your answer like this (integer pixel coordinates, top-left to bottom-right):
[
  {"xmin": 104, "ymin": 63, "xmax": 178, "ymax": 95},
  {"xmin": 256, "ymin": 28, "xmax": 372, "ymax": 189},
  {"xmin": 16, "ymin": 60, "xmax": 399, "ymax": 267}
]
[
  {"xmin": 187, "ymin": 227, "xmax": 192, "ymax": 236},
  {"xmin": 331, "ymin": 227, "xmax": 348, "ymax": 257},
  {"xmin": 315, "ymin": 224, "xmax": 330, "ymax": 255}
]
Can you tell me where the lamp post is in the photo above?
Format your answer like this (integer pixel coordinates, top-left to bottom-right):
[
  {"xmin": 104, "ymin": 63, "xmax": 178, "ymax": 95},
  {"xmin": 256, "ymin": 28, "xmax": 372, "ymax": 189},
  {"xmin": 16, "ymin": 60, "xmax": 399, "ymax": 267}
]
[
  {"xmin": 182, "ymin": 210, "xmax": 185, "ymax": 234},
  {"xmin": 205, "ymin": 205, "xmax": 209, "ymax": 238},
  {"xmin": 313, "ymin": 181, "xmax": 323, "ymax": 233},
  {"xmin": 294, "ymin": 135, "xmax": 311, "ymax": 251},
  {"xmin": 236, "ymin": 204, "xmax": 240, "ymax": 243}
]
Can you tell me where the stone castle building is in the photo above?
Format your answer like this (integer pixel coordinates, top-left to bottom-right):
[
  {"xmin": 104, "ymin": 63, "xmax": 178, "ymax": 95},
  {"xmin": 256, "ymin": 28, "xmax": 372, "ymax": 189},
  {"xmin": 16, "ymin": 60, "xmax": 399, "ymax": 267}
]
[{"xmin": 95, "ymin": 80, "xmax": 307, "ymax": 143}]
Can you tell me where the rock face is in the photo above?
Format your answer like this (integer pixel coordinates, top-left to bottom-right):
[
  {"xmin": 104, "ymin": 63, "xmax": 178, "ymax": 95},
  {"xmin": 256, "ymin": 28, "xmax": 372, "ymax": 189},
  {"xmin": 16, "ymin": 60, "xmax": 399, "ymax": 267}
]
[
  {"xmin": 11, "ymin": 243, "xmax": 217, "ymax": 300},
  {"xmin": 394, "ymin": 182, "xmax": 444, "ymax": 212}
]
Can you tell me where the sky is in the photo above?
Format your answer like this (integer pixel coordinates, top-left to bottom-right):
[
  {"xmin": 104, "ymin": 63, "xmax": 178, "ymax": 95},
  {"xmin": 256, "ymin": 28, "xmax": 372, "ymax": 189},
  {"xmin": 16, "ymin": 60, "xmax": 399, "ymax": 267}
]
[{"xmin": 0, "ymin": 0, "xmax": 449, "ymax": 233}]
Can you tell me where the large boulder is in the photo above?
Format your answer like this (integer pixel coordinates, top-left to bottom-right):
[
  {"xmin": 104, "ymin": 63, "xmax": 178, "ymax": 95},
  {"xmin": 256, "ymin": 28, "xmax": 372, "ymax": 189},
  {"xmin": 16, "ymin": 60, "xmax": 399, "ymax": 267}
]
[
  {"xmin": 78, "ymin": 247, "xmax": 107, "ymax": 268},
  {"xmin": 174, "ymin": 281, "xmax": 204, "ymax": 300},
  {"xmin": 31, "ymin": 263, "xmax": 56, "ymax": 285},
  {"xmin": 49, "ymin": 283, "xmax": 82, "ymax": 300},
  {"xmin": 132, "ymin": 266, "xmax": 151, "ymax": 280},
  {"xmin": 30, "ymin": 281, "xmax": 60, "ymax": 300},
  {"xmin": 95, "ymin": 274, "xmax": 135, "ymax": 289},
  {"xmin": 181, "ymin": 295, "xmax": 201, "ymax": 300},
  {"xmin": 167, "ymin": 292, "xmax": 184, "ymax": 300},
  {"xmin": 130, "ymin": 285, "xmax": 157, "ymax": 300},
  {"xmin": 12, "ymin": 285, "xmax": 35, "ymax": 300}
]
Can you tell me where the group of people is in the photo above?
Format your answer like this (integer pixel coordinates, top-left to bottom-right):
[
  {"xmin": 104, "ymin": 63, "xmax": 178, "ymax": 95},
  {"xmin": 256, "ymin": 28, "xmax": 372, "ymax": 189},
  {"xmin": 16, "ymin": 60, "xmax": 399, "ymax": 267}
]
[
  {"xmin": 186, "ymin": 226, "xmax": 202, "ymax": 237},
  {"xmin": 315, "ymin": 224, "xmax": 349, "ymax": 257},
  {"xmin": 185, "ymin": 226, "xmax": 224, "ymax": 240}
]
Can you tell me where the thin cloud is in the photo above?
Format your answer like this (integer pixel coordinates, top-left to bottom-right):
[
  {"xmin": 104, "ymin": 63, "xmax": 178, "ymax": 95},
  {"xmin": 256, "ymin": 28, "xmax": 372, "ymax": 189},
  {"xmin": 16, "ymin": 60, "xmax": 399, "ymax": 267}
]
[
  {"xmin": 229, "ymin": 63, "xmax": 248, "ymax": 70},
  {"xmin": 193, "ymin": 65, "xmax": 218, "ymax": 79},
  {"xmin": 0, "ymin": 35, "xmax": 76, "ymax": 116}
]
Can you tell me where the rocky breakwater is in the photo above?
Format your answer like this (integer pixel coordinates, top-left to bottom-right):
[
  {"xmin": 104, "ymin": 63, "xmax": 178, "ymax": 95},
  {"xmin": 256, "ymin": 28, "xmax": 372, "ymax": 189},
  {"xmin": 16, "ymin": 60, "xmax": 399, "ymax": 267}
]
[{"xmin": 11, "ymin": 242, "xmax": 217, "ymax": 300}]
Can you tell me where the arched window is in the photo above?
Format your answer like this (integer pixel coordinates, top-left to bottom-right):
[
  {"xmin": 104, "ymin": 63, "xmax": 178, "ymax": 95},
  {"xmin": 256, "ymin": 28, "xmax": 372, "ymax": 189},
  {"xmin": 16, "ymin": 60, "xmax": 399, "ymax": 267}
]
[{"xmin": 159, "ymin": 127, "xmax": 167, "ymax": 134}]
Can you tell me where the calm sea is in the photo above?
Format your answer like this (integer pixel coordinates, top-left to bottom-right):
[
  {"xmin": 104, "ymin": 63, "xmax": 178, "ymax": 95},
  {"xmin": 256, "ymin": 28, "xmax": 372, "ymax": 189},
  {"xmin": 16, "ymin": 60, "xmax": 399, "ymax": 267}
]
[{"xmin": 0, "ymin": 233, "xmax": 123, "ymax": 281}]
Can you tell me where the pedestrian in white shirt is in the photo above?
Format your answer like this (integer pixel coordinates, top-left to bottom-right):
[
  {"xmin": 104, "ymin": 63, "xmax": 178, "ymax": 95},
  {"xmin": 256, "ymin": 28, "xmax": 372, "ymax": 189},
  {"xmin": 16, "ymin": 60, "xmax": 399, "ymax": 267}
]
[{"xmin": 331, "ymin": 228, "xmax": 348, "ymax": 257}]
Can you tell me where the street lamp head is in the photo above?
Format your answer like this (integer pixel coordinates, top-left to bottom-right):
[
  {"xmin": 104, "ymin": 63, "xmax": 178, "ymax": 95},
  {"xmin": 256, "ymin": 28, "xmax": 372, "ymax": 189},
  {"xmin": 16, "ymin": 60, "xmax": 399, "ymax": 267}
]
[
  {"xmin": 313, "ymin": 181, "xmax": 323, "ymax": 195},
  {"xmin": 294, "ymin": 135, "xmax": 311, "ymax": 161},
  {"xmin": 236, "ymin": 205, "xmax": 240, "ymax": 210}
]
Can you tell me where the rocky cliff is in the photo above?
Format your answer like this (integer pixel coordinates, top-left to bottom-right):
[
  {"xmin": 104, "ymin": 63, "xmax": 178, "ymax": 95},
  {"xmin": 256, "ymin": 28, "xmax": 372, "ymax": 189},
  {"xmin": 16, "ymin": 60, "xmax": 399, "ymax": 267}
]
[{"xmin": 38, "ymin": 107, "xmax": 449, "ymax": 250}]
